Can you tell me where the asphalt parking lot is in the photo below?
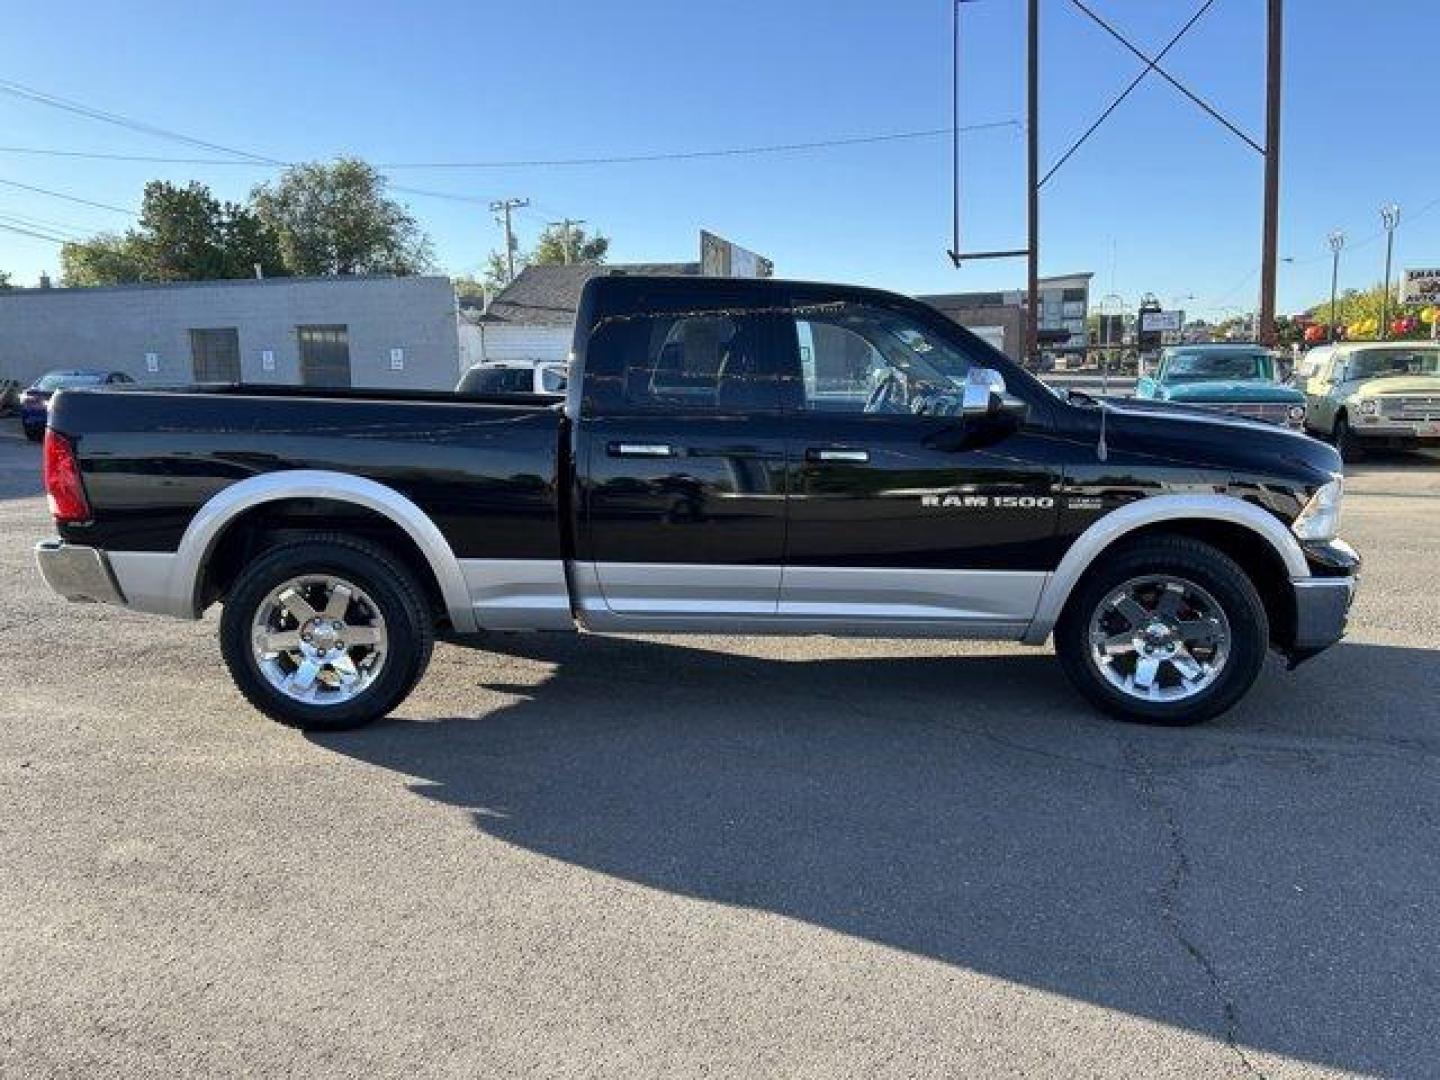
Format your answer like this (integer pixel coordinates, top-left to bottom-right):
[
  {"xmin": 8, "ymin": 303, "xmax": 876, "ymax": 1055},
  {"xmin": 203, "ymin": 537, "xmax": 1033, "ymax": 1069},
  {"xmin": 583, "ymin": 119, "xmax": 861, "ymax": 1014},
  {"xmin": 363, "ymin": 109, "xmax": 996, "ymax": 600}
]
[{"xmin": 1, "ymin": 421, "xmax": 1436, "ymax": 1078}]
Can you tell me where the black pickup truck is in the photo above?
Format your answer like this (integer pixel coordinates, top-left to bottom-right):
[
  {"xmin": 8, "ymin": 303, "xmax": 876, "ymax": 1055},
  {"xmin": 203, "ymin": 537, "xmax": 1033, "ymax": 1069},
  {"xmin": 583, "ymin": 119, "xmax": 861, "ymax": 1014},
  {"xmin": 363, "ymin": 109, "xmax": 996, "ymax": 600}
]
[{"xmin": 36, "ymin": 275, "xmax": 1358, "ymax": 730}]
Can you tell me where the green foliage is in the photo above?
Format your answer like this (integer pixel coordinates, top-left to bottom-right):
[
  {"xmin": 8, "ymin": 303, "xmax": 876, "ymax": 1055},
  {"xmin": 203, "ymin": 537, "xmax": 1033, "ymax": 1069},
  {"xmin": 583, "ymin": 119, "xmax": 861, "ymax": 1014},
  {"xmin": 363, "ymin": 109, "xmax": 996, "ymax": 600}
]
[
  {"xmin": 251, "ymin": 158, "xmax": 432, "ymax": 276},
  {"xmin": 452, "ymin": 274, "xmax": 488, "ymax": 301},
  {"xmin": 0, "ymin": 269, "xmax": 11, "ymax": 290},
  {"xmin": 59, "ymin": 181, "xmax": 284, "ymax": 286},
  {"xmin": 531, "ymin": 223, "xmax": 609, "ymax": 267},
  {"xmin": 60, "ymin": 232, "xmax": 149, "ymax": 286},
  {"xmin": 483, "ymin": 251, "xmax": 516, "ymax": 290}
]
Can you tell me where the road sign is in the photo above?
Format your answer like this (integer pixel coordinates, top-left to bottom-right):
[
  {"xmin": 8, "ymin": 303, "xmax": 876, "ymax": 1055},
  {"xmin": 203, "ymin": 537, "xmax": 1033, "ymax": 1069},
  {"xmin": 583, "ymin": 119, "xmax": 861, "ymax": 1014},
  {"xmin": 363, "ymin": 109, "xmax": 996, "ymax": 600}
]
[{"xmin": 1401, "ymin": 268, "xmax": 1440, "ymax": 306}]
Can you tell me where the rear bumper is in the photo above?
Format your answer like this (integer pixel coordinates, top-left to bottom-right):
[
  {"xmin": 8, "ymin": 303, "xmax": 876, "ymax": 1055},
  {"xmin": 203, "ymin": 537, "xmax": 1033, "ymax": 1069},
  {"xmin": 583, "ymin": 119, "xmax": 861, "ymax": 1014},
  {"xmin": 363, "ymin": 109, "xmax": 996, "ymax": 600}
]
[
  {"xmin": 35, "ymin": 540, "xmax": 126, "ymax": 605},
  {"xmin": 1287, "ymin": 575, "xmax": 1356, "ymax": 652}
]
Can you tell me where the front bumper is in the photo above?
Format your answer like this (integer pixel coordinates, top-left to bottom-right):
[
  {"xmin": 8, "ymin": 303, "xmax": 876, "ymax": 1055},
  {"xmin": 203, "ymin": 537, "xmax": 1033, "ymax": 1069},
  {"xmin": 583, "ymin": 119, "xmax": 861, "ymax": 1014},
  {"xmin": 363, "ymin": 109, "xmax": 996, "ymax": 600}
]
[
  {"xmin": 1287, "ymin": 575, "xmax": 1356, "ymax": 653},
  {"xmin": 35, "ymin": 540, "xmax": 126, "ymax": 605}
]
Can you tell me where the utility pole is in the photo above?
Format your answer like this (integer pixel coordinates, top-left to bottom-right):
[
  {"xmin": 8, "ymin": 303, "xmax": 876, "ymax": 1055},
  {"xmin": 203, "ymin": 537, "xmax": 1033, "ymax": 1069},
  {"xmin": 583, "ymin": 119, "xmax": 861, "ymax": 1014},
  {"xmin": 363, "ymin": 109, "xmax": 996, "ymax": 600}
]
[
  {"xmin": 489, "ymin": 197, "xmax": 530, "ymax": 283},
  {"xmin": 1258, "ymin": 0, "xmax": 1283, "ymax": 347},
  {"xmin": 1025, "ymin": 0, "xmax": 1040, "ymax": 367},
  {"xmin": 1327, "ymin": 230, "xmax": 1345, "ymax": 343},
  {"xmin": 548, "ymin": 218, "xmax": 587, "ymax": 265},
  {"xmin": 1379, "ymin": 202, "xmax": 1401, "ymax": 339}
]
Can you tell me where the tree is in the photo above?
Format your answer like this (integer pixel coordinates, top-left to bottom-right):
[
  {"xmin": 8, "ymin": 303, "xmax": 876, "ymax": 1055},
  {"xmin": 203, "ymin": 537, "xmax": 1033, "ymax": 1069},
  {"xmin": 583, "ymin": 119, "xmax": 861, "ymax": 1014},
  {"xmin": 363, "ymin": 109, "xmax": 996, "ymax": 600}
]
[
  {"xmin": 531, "ymin": 222, "xmax": 609, "ymax": 267},
  {"xmin": 251, "ymin": 158, "xmax": 432, "ymax": 276},
  {"xmin": 0, "ymin": 270, "xmax": 11, "ymax": 290},
  {"xmin": 452, "ymin": 274, "xmax": 488, "ymax": 302},
  {"xmin": 60, "ymin": 232, "xmax": 149, "ymax": 286},
  {"xmin": 59, "ymin": 181, "xmax": 284, "ymax": 286},
  {"xmin": 482, "ymin": 251, "xmax": 516, "ymax": 291},
  {"xmin": 1306, "ymin": 282, "xmax": 1402, "ymax": 339}
]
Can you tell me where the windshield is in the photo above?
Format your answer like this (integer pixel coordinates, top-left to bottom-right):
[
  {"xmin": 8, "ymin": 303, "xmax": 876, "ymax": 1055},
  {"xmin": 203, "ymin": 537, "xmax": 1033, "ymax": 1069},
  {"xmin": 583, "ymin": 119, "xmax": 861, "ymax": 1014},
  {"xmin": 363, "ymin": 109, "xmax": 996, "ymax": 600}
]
[
  {"xmin": 1164, "ymin": 352, "xmax": 1268, "ymax": 381},
  {"xmin": 36, "ymin": 372, "xmax": 105, "ymax": 391},
  {"xmin": 1344, "ymin": 348, "xmax": 1440, "ymax": 380}
]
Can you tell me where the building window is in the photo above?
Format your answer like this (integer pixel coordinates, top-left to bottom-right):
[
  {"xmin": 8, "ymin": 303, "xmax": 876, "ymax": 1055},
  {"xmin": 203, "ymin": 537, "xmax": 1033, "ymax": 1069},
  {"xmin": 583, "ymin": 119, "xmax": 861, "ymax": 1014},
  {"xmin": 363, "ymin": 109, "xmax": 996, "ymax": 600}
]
[
  {"xmin": 189, "ymin": 328, "xmax": 241, "ymax": 383},
  {"xmin": 297, "ymin": 325, "xmax": 352, "ymax": 388}
]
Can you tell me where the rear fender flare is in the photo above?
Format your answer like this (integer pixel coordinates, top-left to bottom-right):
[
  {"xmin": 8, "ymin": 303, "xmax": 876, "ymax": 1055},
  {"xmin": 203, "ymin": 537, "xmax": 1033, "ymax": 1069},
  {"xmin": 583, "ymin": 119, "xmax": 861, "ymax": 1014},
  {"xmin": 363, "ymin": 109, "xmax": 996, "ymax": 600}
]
[{"xmin": 171, "ymin": 470, "xmax": 476, "ymax": 632}]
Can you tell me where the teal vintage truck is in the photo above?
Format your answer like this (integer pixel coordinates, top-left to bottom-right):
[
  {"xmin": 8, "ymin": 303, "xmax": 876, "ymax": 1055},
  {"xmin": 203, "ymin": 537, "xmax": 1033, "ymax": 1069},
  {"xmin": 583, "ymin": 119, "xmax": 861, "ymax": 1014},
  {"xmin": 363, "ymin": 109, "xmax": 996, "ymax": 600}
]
[{"xmin": 1136, "ymin": 344, "xmax": 1306, "ymax": 428}]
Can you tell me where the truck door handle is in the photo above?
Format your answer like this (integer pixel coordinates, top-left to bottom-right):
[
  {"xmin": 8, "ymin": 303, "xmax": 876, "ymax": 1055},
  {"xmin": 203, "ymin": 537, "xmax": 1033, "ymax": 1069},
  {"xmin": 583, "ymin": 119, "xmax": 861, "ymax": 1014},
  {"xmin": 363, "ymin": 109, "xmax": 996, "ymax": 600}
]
[
  {"xmin": 806, "ymin": 447, "xmax": 869, "ymax": 463},
  {"xmin": 609, "ymin": 442, "xmax": 674, "ymax": 458}
]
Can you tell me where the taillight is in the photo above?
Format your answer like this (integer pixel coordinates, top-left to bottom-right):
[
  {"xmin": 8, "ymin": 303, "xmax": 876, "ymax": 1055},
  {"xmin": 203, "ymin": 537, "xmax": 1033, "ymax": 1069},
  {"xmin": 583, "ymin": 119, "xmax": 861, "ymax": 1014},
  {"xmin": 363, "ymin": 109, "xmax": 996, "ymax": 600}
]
[{"xmin": 43, "ymin": 430, "xmax": 92, "ymax": 524}]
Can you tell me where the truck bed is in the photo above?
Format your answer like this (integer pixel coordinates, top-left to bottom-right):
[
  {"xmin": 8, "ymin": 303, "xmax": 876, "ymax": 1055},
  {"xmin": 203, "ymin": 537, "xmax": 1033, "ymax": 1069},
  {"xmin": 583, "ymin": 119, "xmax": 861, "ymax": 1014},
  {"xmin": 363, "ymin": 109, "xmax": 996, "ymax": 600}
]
[{"xmin": 48, "ymin": 385, "xmax": 566, "ymax": 561}]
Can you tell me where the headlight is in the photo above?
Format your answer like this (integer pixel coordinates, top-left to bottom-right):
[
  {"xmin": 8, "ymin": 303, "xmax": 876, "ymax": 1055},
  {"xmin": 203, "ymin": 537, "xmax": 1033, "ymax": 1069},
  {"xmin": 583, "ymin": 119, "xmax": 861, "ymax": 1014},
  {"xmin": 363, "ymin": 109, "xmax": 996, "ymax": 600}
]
[
  {"xmin": 1359, "ymin": 398, "xmax": 1379, "ymax": 416},
  {"xmin": 1287, "ymin": 404, "xmax": 1306, "ymax": 425},
  {"xmin": 1292, "ymin": 478, "xmax": 1343, "ymax": 541}
]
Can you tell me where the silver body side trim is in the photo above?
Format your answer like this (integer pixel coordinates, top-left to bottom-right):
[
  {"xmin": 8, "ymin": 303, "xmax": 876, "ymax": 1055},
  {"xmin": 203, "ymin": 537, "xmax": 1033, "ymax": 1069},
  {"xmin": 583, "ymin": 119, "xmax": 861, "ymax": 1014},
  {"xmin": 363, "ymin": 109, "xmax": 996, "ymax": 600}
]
[
  {"xmin": 1021, "ymin": 492, "xmax": 1311, "ymax": 645},
  {"xmin": 779, "ymin": 566, "xmax": 1046, "ymax": 622},
  {"xmin": 573, "ymin": 562, "xmax": 782, "ymax": 617},
  {"xmin": 572, "ymin": 562, "xmax": 1041, "ymax": 638},
  {"xmin": 158, "ymin": 470, "xmax": 477, "ymax": 631},
  {"xmin": 458, "ymin": 559, "xmax": 573, "ymax": 631}
]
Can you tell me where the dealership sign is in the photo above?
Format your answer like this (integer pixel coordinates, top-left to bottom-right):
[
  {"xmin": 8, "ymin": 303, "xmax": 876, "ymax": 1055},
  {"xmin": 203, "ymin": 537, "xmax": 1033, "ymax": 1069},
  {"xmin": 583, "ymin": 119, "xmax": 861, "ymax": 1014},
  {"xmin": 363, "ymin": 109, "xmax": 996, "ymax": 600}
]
[{"xmin": 1401, "ymin": 268, "xmax": 1440, "ymax": 305}]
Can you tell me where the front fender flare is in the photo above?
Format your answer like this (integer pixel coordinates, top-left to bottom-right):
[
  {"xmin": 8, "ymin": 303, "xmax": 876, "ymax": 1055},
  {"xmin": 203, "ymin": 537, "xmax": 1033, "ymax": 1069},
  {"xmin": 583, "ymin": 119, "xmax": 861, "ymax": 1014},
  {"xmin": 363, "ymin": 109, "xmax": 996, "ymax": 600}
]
[{"xmin": 1022, "ymin": 493, "xmax": 1309, "ymax": 645}]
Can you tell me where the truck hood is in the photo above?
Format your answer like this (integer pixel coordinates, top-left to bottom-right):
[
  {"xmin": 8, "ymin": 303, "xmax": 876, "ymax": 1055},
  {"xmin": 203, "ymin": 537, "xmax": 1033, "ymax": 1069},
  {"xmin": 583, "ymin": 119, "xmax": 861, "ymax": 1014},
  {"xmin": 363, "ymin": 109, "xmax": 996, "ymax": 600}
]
[
  {"xmin": 1095, "ymin": 396, "xmax": 1341, "ymax": 482},
  {"xmin": 1340, "ymin": 375, "xmax": 1440, "ymax": 398},
  {"xmin": 1158, "ymin": 380, "xmax": 1303, "ymax": 403}
]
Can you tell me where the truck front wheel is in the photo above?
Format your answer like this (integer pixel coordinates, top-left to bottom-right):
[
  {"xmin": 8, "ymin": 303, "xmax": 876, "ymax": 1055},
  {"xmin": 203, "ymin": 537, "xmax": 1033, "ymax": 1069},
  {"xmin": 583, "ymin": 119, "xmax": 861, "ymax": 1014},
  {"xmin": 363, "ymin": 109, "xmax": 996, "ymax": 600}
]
[
  {"xmin": 219, "ymin": 535, "xmax": 435, "ymax": 730},
  {"xmin": 1334, "ymin": 412, "xmax": 1366, "ymax": 462},
  {"xmin": 1054, "ymin": 537, "xmax": 1269, "ymax": 726}
]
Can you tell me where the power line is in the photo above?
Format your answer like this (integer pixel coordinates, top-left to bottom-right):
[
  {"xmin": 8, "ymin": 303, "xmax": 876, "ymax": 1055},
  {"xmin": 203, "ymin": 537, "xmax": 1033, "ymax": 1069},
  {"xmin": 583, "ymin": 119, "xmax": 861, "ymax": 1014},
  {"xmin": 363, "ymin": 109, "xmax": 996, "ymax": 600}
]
[
  {"xmin": 0, "ymin": 120, "xmax": 1020, "ymax": 172},
  {"xmin": 373, "ymin": 121, "xmax": 1021, "ymax": 167},
  {"xmin": 0, "ymin": 77, "xmax": 488, "ymax": 207},
  {"xmin": 0, "ymin": 77, "xmax": 282, "ymax": 165},
  {"xmin": 0, "ymin": 219, "xmax": 69, "ymax": 244},
  {"xmin": 0, "ymin": 176, "xmax": 134, "ymax": 216}
]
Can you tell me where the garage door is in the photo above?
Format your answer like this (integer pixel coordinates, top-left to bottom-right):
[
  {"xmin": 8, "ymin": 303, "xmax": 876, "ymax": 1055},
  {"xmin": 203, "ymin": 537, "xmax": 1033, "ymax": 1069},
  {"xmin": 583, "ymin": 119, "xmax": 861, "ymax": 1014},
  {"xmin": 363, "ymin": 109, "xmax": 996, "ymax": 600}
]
[
  {"xmin": 298, "ymin": 325, "xmax": 352, "ymax": 388},
  {"xmin": 189, "ymin": 328, "xmax": 241, "ymax": 383}
]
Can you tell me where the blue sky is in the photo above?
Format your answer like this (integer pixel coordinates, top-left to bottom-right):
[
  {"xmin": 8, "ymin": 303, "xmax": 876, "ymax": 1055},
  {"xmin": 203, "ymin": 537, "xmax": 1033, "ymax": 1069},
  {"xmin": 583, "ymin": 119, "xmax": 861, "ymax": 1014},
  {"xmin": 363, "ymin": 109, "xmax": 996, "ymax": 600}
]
[{"xmin": 0, "ymin": 0, "xmax": 1435, "ymax": 317}]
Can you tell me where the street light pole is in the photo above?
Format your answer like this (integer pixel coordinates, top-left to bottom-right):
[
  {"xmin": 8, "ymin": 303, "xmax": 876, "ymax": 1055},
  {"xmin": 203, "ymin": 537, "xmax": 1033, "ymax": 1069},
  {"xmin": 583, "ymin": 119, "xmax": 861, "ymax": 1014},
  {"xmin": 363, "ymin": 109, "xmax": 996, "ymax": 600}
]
[
  {"xmin": 1379, "ymin": 203, "xmax": 1401, "ymax": 340},
  {"xmin": 1327, "ymin": 230, "xmax": 1345, "ymax": 343}
]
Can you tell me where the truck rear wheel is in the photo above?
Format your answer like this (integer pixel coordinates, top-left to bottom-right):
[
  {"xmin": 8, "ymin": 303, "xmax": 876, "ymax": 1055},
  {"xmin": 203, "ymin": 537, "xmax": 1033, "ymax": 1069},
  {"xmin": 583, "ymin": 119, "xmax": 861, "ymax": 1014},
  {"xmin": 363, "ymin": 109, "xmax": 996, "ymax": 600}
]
[
  {"xmin": 1054, "ymin": 536, "xmax": 1269, "ymax": 726},
  {"xmin": 219, "ymin": 535, "xmax": 434, "ymax": 730}
]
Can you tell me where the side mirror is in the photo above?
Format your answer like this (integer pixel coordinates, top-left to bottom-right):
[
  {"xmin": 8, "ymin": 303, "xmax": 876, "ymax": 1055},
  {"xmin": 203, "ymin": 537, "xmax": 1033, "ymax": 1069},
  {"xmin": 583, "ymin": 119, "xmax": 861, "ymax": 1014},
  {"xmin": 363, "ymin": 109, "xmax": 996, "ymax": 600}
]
[{"xmin": 962, "ymin": 366, "xmax": 1008, "ymax": 418}]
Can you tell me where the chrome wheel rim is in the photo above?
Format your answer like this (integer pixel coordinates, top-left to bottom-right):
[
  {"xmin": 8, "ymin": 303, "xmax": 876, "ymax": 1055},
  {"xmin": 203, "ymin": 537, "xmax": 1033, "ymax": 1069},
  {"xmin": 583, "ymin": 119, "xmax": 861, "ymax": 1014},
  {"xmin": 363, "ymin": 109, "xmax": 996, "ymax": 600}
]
[
  {"xmin": 1087, "ymin": 574, "xmax": 1231, "ymax": 703},
  {"xmin": 250, "ymin": 575, "xmax": 387, "ymax": 706}
]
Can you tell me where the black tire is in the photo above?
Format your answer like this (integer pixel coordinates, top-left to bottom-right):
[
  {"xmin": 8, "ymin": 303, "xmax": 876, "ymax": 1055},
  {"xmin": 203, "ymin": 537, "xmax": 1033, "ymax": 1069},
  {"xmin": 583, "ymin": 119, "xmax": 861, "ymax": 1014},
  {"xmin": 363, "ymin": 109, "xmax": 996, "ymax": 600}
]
[
  {"xmin": 1333, "ymin": 412, "xmax": 1366, "ymax": 463},
  {"xmin": 219, "ymin": 534, "xmax": 434, "ymax": 731},
  {"xmin": 1054, "ymin": 536, "xmax": 1270, "ymax": 726}
]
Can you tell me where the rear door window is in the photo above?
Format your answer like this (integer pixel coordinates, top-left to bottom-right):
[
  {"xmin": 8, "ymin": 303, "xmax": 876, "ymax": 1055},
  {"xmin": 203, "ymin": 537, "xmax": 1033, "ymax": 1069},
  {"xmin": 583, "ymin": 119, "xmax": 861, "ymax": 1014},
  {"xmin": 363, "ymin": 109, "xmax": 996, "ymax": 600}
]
[{"xmin": 586, "ymin": 307, "xmax": 782, "ymax": 413}]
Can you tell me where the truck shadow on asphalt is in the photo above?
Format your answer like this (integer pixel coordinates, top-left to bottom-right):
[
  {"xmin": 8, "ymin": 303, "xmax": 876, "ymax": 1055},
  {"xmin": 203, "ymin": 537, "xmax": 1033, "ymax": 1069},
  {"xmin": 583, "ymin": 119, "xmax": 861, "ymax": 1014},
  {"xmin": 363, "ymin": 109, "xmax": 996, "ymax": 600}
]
[{"xmin": 314, "ymin": 635, "xmax": 1439, "ymax": 1075}]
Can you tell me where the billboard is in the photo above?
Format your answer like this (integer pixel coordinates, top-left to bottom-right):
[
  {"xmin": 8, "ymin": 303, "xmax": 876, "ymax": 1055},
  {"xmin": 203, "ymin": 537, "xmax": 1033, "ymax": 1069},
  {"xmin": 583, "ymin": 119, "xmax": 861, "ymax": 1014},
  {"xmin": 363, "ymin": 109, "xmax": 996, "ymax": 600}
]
[
  {"xmin": 1139, "ymin": 310, "xmax": 1183, "ymax": 333},
  {"xmin": 700, "ymin": 230, "xmax": 774, "ymax": 278},
  {"xmin": 1401, "ymin": 267, "xmax": 1440, "ymax": 306}
]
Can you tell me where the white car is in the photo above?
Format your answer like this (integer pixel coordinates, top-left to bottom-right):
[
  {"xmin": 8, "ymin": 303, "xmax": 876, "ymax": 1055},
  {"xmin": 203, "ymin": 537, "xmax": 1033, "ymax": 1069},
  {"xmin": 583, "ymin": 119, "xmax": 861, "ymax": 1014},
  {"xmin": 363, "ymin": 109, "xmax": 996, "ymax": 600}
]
[{"xmin": 456, "ymin": 362, "xmax": 568, "ymax": 398}]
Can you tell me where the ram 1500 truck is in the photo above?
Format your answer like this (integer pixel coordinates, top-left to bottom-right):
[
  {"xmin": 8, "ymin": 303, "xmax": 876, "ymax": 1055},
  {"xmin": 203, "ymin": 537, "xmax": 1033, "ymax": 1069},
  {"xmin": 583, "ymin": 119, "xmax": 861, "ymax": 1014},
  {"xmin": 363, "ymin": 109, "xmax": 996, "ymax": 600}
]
[{"xmin": 35, "ymin": 275, "xmax": 1358, "ymax": 730}]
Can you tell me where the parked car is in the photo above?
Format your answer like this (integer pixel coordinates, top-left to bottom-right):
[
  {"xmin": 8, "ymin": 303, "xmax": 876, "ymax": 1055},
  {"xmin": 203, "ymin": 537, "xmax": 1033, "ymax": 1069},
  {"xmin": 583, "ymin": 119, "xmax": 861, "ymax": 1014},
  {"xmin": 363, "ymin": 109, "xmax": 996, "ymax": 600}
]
[
  {"xmin": 35, "ymin": 275, "xmax": 1355, "ymax": 731},
  {"xmin": 1135, "ymin": 344, "xmax": 1306, "ymax": 428},
  {"xmin": 20, "ymin": 370, "xmax": 134, "ymax": 441},
  {"xmin": 456, "ymin": 361, "xmax": 567, "ymax": 399},
  {"xmin": 1298, "ymin": 342, "xmax": 1440, "ymax": 460}
]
